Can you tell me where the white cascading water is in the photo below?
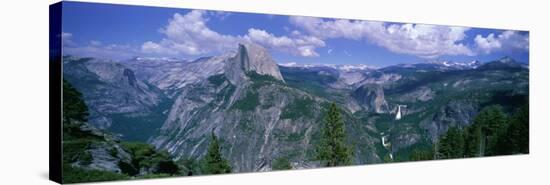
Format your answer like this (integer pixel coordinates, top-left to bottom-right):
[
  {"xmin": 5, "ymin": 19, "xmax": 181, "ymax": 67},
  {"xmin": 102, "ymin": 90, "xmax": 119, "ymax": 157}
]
[{"xmin": 395, "ymin": 105, "xmax": 402, "ymax": 120}]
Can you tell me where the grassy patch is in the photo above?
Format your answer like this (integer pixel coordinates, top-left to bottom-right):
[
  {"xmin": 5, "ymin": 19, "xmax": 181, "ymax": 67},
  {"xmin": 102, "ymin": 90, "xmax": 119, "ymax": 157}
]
[
  {"xmin": 272, "ymin": 157, "xmax": 292, "ymax": 170},
  {"xmin": 63, "ymin": 164, "xmax": 129, "ymax": 184}
]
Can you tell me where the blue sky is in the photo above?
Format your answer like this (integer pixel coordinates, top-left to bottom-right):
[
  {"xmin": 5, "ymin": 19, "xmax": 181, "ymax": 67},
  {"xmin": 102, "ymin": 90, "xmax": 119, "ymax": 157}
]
[{"xmin": 62, "ymin": 2, "xmax": 529, "ymax": 67}]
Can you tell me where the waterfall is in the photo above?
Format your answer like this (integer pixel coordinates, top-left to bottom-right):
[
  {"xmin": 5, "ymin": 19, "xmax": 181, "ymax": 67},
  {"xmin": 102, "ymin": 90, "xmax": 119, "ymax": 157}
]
[{"xmin": 395, "ymin": 105, "xmax": 402, "ymax": 120}]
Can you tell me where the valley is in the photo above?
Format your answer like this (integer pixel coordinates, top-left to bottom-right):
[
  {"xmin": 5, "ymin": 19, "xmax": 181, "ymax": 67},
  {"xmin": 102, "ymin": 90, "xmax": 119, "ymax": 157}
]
[{"xmin": 62, "ymin": 42, "xmax": 529, "ymax": 180}]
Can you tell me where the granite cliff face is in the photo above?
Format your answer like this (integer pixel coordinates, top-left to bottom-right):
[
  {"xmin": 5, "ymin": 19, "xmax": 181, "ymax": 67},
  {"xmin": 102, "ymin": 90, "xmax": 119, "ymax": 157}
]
[
  {"xmin": 149, "ymin": 43, "xmax": 378, "ymax": 172},
  {"xmin": 65, "ymin": 119, "xmax": 133, "ymax": 174},
  {"xmin": 63, "ymin": 57, "xmax": 169, "ymax": 141},
  {"xmin": 122, "ymin": 55, "xmax": 229, "ymax": 98},
  {"xmin": 224, "ymin": 43, "xmax": 285, "ymax": 84},
  {"xmin": 352, "ymin": 85, "xmax": 389, "ymax": 113},
  {"xmin": 239, "ymin": 43, "xmax": 285, "ymax": 82}
]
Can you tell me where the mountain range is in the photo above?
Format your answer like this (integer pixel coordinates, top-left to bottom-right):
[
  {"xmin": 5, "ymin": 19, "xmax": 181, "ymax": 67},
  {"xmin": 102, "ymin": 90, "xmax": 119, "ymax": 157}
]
[{"xmin": 63, "ymin": 42, "xmax": 529, "ymax": 172}]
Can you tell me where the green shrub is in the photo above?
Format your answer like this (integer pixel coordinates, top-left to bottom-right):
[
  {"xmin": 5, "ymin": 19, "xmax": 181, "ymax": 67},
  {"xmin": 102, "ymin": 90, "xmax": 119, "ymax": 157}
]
[
  {"xmin": 272, "ymin": 157, "xmax": 292, "ymax": 170},
  {"xmin": 121, "ymin": 142, "xmax": 180, "ymax": 175},
  {"xmin": 137, "ymin": 173, "xmax": 172, "ymax": 179},
  {"xmin": 232, "ymin": 91, "xmax": 259, "ymax": 111},
  {"xmin": 207, "ymin": 74, "xmax": 226, "ymax": 86},
  {"xmin": 280, "ymin": 97, "xmax": 315, "ymax": 119},
  {"xmin": 62, "ymin": 164, "xmax": 129, "ymax": 184}
]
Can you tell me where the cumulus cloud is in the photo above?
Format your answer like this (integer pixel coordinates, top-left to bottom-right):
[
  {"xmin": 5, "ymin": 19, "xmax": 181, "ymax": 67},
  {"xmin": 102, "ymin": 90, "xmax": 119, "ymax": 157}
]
[
  {"xmin": 142, "ymin": 10, "xmax": 239, "ymax": 56},
  {"xmin": 474, "ymin": 31, "xmax": 529, "ymax": 54},
  {"xmin": 210, "ymin": 11, "xmax": 232, "ymax": 20},
  {"xmin": 66, "ymin": 11, "xmax": 529, "ymax": 61},
  {"xmin": 61, "ymin": 32, "xmax": 76, "ymax": 46},
  {"xmin": 142, "ymin": 10, "xmax": 325, "ymax": 57},
  {"xmin": 289, "ymin": 17, "xmax": 474, "ymax": 58},
  {"xmin": 244, "ymin": 28, "xmax": 325, "ymax": 57}
]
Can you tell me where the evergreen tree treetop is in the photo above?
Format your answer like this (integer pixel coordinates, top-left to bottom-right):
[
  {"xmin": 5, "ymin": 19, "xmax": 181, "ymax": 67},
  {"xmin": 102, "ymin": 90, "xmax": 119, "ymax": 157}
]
[
  {"xmin": 317, "ymin": 103, "xmax": 352, "ymax": 167},
  {"xmin": 63, "ymin": 80, "xmax": 89, "ymax": 123},
  {"xmin": 203, "ymin": 132, "xmax": 231, "ymax": 174}
]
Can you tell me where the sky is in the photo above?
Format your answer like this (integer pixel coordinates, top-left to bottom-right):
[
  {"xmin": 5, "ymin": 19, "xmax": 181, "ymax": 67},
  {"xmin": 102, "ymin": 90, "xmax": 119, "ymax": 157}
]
[{"xmin": 61, "ymin": 2, "xmax": 529, "ymax": 67}]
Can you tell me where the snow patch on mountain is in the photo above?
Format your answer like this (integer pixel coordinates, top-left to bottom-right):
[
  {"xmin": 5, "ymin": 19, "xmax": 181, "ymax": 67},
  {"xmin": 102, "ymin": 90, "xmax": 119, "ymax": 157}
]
[
  {"xmin": 279, "ymin": 62, "xmax": 377, "ymax": 71},
  {"xmin": 426, "ymin": 60, "xmax": 483, "ymax": 69}
]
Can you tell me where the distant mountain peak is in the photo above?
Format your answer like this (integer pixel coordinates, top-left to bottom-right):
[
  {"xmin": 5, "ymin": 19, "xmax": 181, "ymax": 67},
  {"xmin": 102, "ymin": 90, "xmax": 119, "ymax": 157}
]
[
  {"xmin": 336, "ymin": 64, "xmax": 374, "ymax": 71},
  {"xmin": 278, "ymin": 62, "xmax": 376, "ymax": 71},
  {"xmin": 498, "ymin": 56, "xmax": 516, "ymax": 63},
  {"xmin": 131, "ymin": 56, "xmax": 182, "ymax": 62},
  {"xmin": 478, "ymin": 56, "xmax": 528, "ymax": 70},
  {"xmin": 425, "ymin": 60, "xmax": 482, "ymax": 69},
  {"xmin": 226, "ymin": 43, "xmax": 285, "ymax": 83},
  {"xmin": 279, "ymin": 62, "xmax": 298, "ymax": 67}
]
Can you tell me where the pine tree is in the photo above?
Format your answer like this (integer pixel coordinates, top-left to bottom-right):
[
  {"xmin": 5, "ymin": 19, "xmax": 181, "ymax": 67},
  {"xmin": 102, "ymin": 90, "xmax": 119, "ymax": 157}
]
[
  {"xmin": 437, "ymin": 127, "xmax": 464, "ymax": 159},
  {"xmin": 317, "ymin": 103, "xmax": 352, "ymax": 167},
  {"xmin": 410, "ymin": 148, "xmax": 434, "ymax": 161},
  {"xmin": 202, "ymin": 132, "xmax": 231, "ymax": 174},
  {"xmin": 63, "ymin": 80, "xmax": 89, "ymax": 123},
  {"xmin": 475, "ymin": 105, "xmax": 507, "ymax": 156},
  {"xmin": 62, "ymin": 80, "xmax": 91, "ymax": 141},
  {"xmin": 464, "ymin": 125, "xmax": 482, "ymax": 157},
  {"xmin": 272, "ymin": 157, "xmax": 292, "ymax": 170},
  {"xmin": 497, "ymin": 104, "xmax": 529, "ymax": 154},
  {"xmin": 510, "ymin": 104, "xmax": 529, "ymax": 154}
]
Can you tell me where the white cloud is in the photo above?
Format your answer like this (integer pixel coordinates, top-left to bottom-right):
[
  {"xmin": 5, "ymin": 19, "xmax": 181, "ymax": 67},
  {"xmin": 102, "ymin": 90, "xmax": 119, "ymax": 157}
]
[
  {"xmin": 61, "ymin": 32, "xmax": 72, "ymax": 39},
  {"xmin": 90, "ymin": 40, "xmax": 102, "ymax": 46},
  {"xmin": 143, "ymin": 10, "xmax": 325, "ymax": 57},
  {"xmin": 289, "ymin": 17, "xmax": 474, "ymax": 58},
  {"xmin": 474, "ymin": 31, "xmax": 529, "ymax": 54},
  {"xmin": 244, "ymin": 28, "xmax": 325, "ymax": 57},
  {"xmin": 141, "ymin": 41, "xmax": 169, "ymax": 55},
  {"xmin": 61, "ymin": 32, "xmax": 75, "ymax": 46},
  {"xmin": 209, "ymin": 11, "xmax": 231, "ymax": 20},
  {"xmin": 142, "ymin": 10, "xmax": 239, "ymax": 56},
  {"xmin": 343, "ymin": 50, "xmax": 351, "ymax": 57}
]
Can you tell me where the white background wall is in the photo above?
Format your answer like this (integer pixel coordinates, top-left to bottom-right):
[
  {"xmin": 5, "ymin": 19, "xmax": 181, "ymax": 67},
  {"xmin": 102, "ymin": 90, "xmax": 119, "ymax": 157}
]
[{"xmin": 0, "ymin": 0, "xmax": 548, "ymax": 184}]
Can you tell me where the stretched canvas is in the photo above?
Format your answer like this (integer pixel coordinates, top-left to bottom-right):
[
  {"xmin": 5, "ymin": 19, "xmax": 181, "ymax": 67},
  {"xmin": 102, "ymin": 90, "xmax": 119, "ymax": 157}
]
[{"xmin": 50, "ymin": 1, "xmax": 529, "ymax": 184}]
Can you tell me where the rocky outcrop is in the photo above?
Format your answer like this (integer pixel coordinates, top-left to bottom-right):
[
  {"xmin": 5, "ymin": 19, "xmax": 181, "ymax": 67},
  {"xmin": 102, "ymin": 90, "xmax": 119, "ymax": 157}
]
[
  {"xmin": 224, "ymin": 43, "xmax": 285, "ymax": 84},
  {"xmin": 77, "ymin": 141, "xmax": 132, "ymax": 173},
  {"xmin": 397, "ymin": 86, "xmax": 435, "ymax": 102},
  {"xmin": 421, "ymin": 100, "xmax": 479, "ymax": 141},
  {"xmin": 390, "ymin": 133, "xmax": 421, "ymax": 153},
  {"xmin": 123, "ymin": 54, "xmax": 229, "ymax": 98},
  {"xmin": 63, "ymin": 57, "xmax": 169, "ymax": 140},
  {"xmin": 239, "ymin": 43, "xmax": 285, "ymax": 82},
  {"xmin": 352, "ymin": 85, "xmax": 389, "ymax": 113},
  {"xmin": 66, "ymin": 120, "xmax": 133, "ymax": 174}
]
